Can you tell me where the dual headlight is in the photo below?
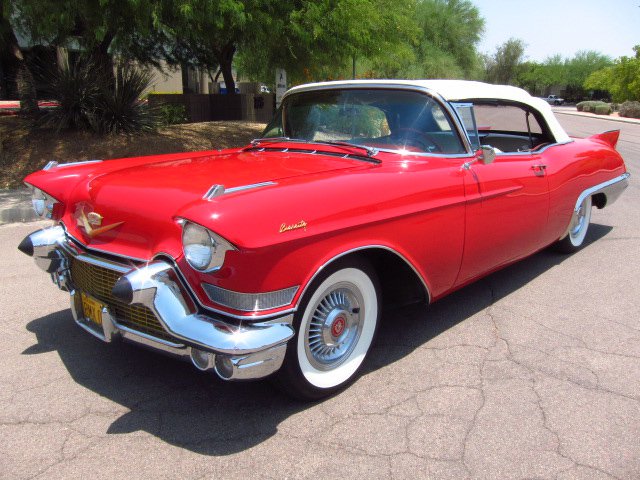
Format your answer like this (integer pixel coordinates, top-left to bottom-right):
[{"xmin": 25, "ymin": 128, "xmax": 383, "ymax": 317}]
[
  {"xmin": 30, "ymin": 187, "xmax": 61, "ymax": 219},
  {"xmin": 181, "ymin": 221, "xmax": 236, "ymax": 272}
]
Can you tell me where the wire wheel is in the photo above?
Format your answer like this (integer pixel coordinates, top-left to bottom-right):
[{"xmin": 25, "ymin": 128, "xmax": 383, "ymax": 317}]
[
  {"xmin": 305, "ymin": 284, "xmax": 364, "ymax": 370},
  {"xmin": 276, "ymin": 260, "xmax": 380, "ymax": 398}
]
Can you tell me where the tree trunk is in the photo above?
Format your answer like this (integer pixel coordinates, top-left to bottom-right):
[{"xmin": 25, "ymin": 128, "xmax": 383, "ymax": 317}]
[
  {"xmin": 9, "ymin": 35, "xmax": 39, "ymax": 115},
  {"xmin": 216, "ymin": 42, "xmax": 237, "ymax": 95},
  {"xmin": 88, "ymin": 32, "xmax": 116, "ymax": 87},
  {"xmin": 0, "ymin": 58, "xmax": 7, "ymax": 100}
]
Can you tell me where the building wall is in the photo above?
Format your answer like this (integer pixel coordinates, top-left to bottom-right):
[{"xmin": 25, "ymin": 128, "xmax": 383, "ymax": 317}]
[{"xmin": 148, "ymin": 60, "xmax": 184, "ymax": 94}]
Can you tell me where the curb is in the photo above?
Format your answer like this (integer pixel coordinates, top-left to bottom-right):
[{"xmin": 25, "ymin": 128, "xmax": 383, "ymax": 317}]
[{"xmin": 553, "ymin": 109, "xmax": 640, "ymax": 125}]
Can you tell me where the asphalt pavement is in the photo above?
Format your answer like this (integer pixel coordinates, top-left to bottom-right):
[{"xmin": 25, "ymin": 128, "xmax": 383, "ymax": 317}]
[{"xmin": 1, "ymin": 114, "xmax": 638, "ymax": 479}]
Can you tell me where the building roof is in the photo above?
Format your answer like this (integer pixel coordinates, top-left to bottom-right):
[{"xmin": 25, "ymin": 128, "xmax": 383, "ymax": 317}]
[{"xmin": 286, "ymin": 80, "xmax": 571, "ymax": 143}]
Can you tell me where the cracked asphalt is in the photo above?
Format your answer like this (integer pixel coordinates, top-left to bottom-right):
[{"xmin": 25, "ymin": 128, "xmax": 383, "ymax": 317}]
[{"xmin": 1, "ymin": 114, "xmax": 639, "ymax": 479}]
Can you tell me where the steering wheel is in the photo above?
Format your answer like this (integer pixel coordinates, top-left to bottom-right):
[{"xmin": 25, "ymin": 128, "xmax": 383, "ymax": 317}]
[{"xmin": 393, "ymin": 128, "xmax": 444, "ymax": 153}]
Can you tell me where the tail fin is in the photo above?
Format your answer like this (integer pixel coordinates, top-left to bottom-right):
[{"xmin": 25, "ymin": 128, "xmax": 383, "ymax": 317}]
[{"xmin": 590, "ymin": 130, "xmax": 620, "ymax": 149}]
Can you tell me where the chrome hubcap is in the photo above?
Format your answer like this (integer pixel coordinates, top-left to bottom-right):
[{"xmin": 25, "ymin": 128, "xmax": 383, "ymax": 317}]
[
  {"xmin": 570, "ymin": 202, "xmax": 587, "ymax": 237},
  {"xmin": 305, "ymin": 284, "xmax": 363, "ymax": 370}
]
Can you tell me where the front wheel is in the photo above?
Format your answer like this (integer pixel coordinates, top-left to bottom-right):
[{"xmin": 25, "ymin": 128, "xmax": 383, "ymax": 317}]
[
  {"xmin": 555, "ymin": 196, "xmax": 592, "ymax": 253},
  {"xmin": 275, "ymin": 258, "xmax": 380, "ymax": 400}
]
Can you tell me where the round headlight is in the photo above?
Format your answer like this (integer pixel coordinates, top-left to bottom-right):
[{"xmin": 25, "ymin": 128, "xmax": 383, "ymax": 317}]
[
  {"xmin": 30, "ymin": 187, "xmax": 60, "ymax": 219},
  {"xmin": 32, "ymin": 192, "xmax": 46, "ymax": 216},
  {"xmin": 182, "ymin": 222, "xmax": 217, "ymax": 271},
  {"xmin": 181, "ymin": 220, "xmax": 236, "ymax": 272}
]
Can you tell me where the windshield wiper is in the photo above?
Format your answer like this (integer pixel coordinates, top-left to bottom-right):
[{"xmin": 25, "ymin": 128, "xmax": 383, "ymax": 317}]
[{"xmin": 250, "ymin": 137, "xmax": 379, "ymax": 158}]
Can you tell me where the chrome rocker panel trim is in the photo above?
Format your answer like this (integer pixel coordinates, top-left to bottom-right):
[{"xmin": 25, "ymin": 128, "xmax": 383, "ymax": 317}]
[
  {"xmin": 563, "ymin": 172, "xmax": 631, "ymax": 239},
  {"xmin": 575, "ymin": 172, "xmax": 630, "ymax": 212},
  {"xmin": 20, "ymin": 226, "xmax": 294, "ymax": 381}
]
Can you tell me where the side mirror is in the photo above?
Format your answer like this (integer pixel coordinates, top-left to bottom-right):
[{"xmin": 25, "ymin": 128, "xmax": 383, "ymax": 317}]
[{"xmin": 477, "ymin": 145, "xmax": 496, "ymax": 165}]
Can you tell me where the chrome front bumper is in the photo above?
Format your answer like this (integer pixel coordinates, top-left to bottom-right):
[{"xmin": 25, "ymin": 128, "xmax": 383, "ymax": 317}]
[{"xmin": 18, "ymin": 226, "xmax": 294, "ymax": 381}]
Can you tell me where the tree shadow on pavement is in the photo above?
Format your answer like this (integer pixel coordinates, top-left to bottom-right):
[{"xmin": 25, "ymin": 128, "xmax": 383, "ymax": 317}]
[{"xmin": 21, "ymin": 223, "xmax": 612, "ymax": 456}]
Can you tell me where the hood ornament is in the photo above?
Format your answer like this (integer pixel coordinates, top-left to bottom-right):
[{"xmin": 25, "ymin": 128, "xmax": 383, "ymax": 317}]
[{"xmin": 75, "ymin": 204, "xmax": 123, "ymax": 238}]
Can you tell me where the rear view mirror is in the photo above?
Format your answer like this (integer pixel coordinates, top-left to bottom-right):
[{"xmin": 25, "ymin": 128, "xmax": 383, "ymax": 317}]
[{"xmin": 477, "ymin": 145, "xmax": 496, "ymax": 165}]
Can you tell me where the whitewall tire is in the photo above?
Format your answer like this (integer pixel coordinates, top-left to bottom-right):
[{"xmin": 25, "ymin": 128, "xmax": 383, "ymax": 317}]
[
  {"xmin": 556, "ymin": 195, "xmax": 592, "ymax": 253},
  {"xmin": 276, "ymin": 258, "xmax": 380, "ymax": 400}
]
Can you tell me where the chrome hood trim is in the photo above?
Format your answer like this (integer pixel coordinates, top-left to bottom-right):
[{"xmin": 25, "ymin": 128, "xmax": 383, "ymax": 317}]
[{"xmin": 203, "ymin": 181, "xmax": 277, "ymax": 200}]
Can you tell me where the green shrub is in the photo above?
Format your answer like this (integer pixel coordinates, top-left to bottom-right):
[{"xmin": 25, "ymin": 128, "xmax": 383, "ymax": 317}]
[
  {"xmin": 576, "ymin": 101, "xmax": 608, "ymax": 113},
  {"xmin": 619, "ymin": 101, "xmax": 640, "ymax": 119},
  {"xmin": 594, "ymin": 104, "xmax": 612, "ymax": 115},
  {"xmin": 158, "ymin": 103, "xmax": 188, "ymax": 125}
]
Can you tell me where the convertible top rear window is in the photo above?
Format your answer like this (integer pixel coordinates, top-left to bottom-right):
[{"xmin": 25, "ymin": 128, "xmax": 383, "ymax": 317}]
[
  {"xmin": 474, "ymin": 104, "xmax": 543, "ymax": 134},
  {"xmin": 263, "ymin": 89, "xmax": 466, "ymax": 155}
]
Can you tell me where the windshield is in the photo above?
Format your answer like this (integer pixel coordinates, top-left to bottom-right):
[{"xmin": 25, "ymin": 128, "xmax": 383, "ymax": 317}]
[{"xmin": 262, "ymin": 89, "xmax": 466, "ymax": 155}]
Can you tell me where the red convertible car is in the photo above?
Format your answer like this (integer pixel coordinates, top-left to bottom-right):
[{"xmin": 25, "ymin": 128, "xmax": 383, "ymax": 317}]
[{"xmin": 19, "ymin": 80, "xmax": 629, "ymax": 399}]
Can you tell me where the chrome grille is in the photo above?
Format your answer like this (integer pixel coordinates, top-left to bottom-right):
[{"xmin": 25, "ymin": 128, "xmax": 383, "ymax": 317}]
[{"xmin": 69, "ymin": 257, "xmax": 175, "ymax": 342}]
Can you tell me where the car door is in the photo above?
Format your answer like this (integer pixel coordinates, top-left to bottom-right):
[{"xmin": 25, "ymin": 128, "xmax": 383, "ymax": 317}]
[{"xmin": 451, "ymin": 103, "xmax": 550, "ymax": 286}]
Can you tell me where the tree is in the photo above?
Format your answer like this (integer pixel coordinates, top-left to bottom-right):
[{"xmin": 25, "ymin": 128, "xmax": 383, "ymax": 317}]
[
  {"xmin": 484, "ymin": 38, "xmax": 526, "ymax": 85},
  {"xmin": 413, "ymin": 0, "xmax": 484, "ymax": 79},
  {"xmin": 12, "ymin": 0, "xmax": 164, "ymax": 77},
  {"xmin": 235, "ymin": 0, "xmax": 419, "ymax": 86},
  {"xmin": 563, "ymin": 50, "xmax": 611, "ymax": 100},
  {"xmin": 0, "ymin": 0, "xmax": 38, "ymax": 113},
  {"xmin": 585, "ymin": 46, "xmax": 640, "ymax": 102},
  {"xmin": 238, "ymin": 0, "xmax": 484, "ymax": 85}
]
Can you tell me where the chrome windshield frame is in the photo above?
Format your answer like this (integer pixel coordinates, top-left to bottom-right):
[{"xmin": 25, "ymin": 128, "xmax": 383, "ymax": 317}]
[{"xmin": 271, "ymin": 84, "xmax": 476, "ymax": 157}]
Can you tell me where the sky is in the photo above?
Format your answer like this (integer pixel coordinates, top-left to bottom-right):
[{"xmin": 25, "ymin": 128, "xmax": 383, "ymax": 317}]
[{"xmin": 473, "ymin": 0, "xmax": 640, "ymax": 61}]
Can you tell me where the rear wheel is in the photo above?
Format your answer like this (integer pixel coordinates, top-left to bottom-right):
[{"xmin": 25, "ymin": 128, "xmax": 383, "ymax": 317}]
[
  {"xmin": 276, "ymin": 258, "xmax": 380, "ymax": 400},
  {"xmin": 555, "ymin": 196, "xmax": 592, "ymax": 253}
]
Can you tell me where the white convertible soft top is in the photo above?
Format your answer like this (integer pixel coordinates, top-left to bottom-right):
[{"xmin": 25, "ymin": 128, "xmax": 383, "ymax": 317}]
[{"xmin": 286, "ymin": 79, "xmax": 571, "ymax": 144}]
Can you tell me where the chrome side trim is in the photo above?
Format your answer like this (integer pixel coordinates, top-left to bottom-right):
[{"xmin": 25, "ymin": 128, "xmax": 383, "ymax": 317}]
[
  {"xmin": 484, "ymin": 140, "xmax": 574, "ymax": 157},
  {"xmin": 296, "ymin": 245, "xmax": 432, "ymax": 307},
  {"xmin": 201, "ymin": 284, "xmax": 299, "ymax": 312}
]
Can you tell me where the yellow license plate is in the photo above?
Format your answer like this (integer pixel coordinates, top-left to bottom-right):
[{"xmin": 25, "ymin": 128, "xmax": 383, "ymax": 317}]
[{"xmin": 81, "ymin": 293, "xmax": 104, "ymax": 326}]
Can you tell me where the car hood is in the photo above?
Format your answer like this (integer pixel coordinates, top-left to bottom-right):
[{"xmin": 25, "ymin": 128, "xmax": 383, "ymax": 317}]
[{"xmin": 26, "ymin": 147, "xmax": 372, "ymax": 259}]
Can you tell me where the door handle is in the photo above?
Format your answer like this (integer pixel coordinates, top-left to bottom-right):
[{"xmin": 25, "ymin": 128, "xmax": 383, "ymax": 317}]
[{"xmin": 531, "ymin": 164, "xmax": 547, "ymax": 176}]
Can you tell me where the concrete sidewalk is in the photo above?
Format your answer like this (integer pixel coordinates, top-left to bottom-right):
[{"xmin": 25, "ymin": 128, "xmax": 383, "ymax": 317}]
[
  {"xmin": 552, "ymin": 106, "xmax": 640, "ymax": 125},
  {"xmin": 0, "ymin": 188, "xmax": 38, "ymax": 225}
]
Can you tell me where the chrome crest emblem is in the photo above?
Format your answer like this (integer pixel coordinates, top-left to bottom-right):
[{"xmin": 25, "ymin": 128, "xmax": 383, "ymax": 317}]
[{"xmin": 75, "ymin": 204, "xmax": 123, "ymax": 238}]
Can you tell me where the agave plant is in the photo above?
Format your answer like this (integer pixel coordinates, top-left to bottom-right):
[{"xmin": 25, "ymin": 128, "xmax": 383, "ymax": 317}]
[
  {"xmin": 40, "ymin": 58, "xmax": 157, "ymax": 134},
  {"xmin": 38, "ymin": 57, "xmax": 101, "ymax": 132},
  {"xmin": 91, "ymin": 64, "xmax": 158, "ymax": 134}
]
